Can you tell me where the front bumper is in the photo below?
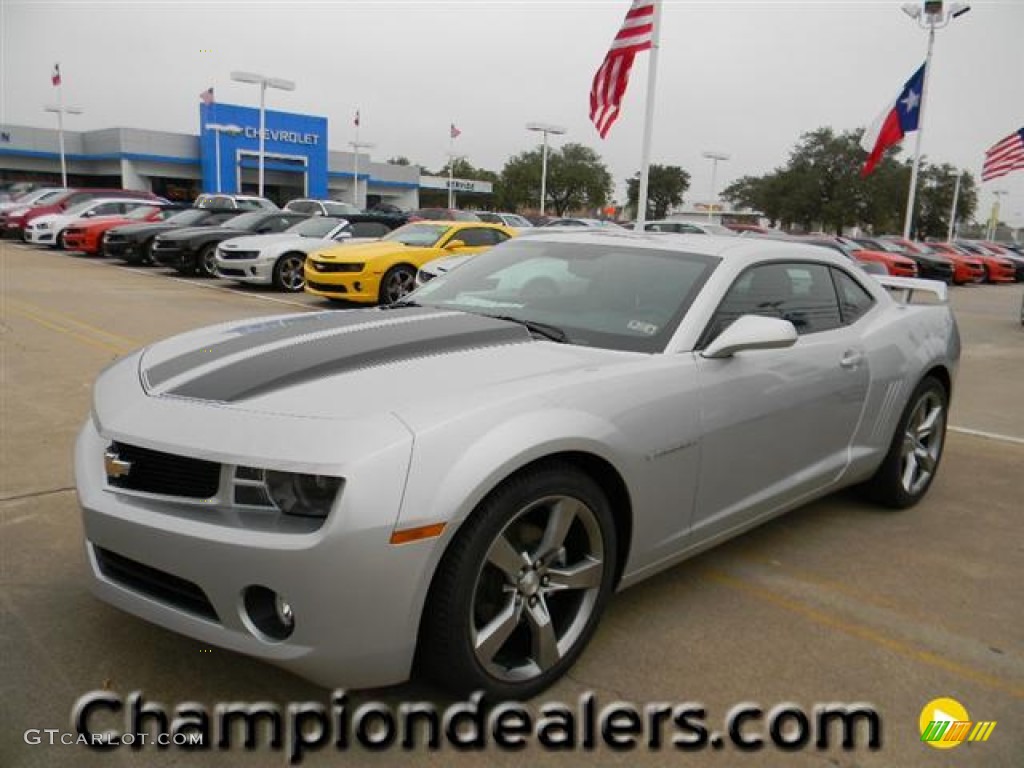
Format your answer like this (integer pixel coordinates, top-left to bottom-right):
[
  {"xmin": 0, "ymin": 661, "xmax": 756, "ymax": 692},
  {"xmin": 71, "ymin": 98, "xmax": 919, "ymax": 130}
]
[
  {"xmin": 64, "ymin": 230, "xmax": 100, "ymax": 254},
  {"xmin": 75, "ymin": 401, "xmax": 429, "ymax": 689},
  {"xmin": 151, "ymin": 242, "xmax": 191, "ymax": 270},
  {"xmin": 214, "ymin": 254, "xmax": 273, "ymax": 285},
  {"xmin": 952, "ymin": 261, "xmax": 985, "ymax": 284},
  {"xmin": 304, "ymin": 265, "xmax": 379, "ymax": 303},
  {"xmin": 24, "ymin": 227, "xmax": 55, "ymax": 244}
]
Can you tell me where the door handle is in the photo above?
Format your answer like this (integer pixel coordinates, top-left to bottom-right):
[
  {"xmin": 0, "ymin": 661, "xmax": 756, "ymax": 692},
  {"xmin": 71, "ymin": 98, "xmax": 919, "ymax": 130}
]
[{"xmin": 840, "ymin": 350, "xmax": 864, "ymax": 370}]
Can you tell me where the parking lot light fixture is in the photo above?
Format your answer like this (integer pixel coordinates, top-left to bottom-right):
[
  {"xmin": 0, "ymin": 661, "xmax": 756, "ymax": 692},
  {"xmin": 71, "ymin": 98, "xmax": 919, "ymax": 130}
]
[
  {"xmin": 205, "ymin": 123, "xmax": 243, "ymax": 193},
  {"xmin": 899, "ymin": 1, "xmax": 971, "ymax": 240},
  {"xmin": 230, "ymin": 71, "xmax": 296, "ymax": 197},
  {"xmin": 43, "ymin": 104, "xmax": 83, "ymax": 188},
  {"xmin": 701, "ymin": 151, "xmax": 730, "ymax": 222},
  {"xmin": 526, "ymin": 123, "xmax": 567, "ymax": 217}
]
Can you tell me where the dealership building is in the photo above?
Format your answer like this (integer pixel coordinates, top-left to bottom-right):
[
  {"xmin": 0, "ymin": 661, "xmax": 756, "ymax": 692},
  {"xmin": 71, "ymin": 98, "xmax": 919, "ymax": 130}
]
[{"xmin": 0, "ymin": 103, "xmax": 491, "ymax": 209}]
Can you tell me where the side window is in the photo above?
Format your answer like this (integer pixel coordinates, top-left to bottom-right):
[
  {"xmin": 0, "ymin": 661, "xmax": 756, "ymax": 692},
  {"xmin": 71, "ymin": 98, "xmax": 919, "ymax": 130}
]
[
  {"xmin": 349, "ymin": 222, "xmax": 390, "ymax": 238},
  {"xmin": 704, "ymin": 262, "xmax": 843, "ymax": 344},
  {"xmin": 93, "ymin": 203, "xmax": 120, "ymax": 216},
  {"xmin": 678, "ymin": 224, "xmax": 704, "ymax": 234},
  {"xmin": 831, "ymin": 268, "xmax": 876, "ymax": 324},
  {"xmin": 288, "ymin": 201, "xmax": 315, "ymax": 214},
  {"xmin": 454, "ymin": 228, "xmax": 498, "ymax": 247}
]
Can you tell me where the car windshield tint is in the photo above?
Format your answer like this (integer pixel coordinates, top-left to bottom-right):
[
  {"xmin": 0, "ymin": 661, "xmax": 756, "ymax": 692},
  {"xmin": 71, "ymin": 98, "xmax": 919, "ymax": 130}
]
[
  {"xmin": 384, "ymin": 223, "xmax": 449, "ymax": 247},
  {"xmin": 125, "ymin": 206, "xmax": 159, "ymax": 220},
  {"xmin": 323, "ymin": 202, "xmax": 360, "ymax": 216},
  {"xmin": 413, "ymin": 240, "xmax": 719, "ymax": 353},
  {"xmin": 166, "ymin": 209, "xmax": 208, "ymax": 225},
  {"xmin": 223, "ymin": 212, "xmax": 270, "ymax": 229},
  {"xmin": 287, "ymin": 217, "xmax": 344, "ymax": 237}
]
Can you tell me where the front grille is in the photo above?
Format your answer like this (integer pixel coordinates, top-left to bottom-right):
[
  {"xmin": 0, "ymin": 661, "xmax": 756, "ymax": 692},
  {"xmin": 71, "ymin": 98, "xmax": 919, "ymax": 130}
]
[
  {"xmin": 218, "ymin": 250, "xmax": 259, "ymax": 260},
  {"xmin": 106, "ymin": 442, "xmax": 221, "ymax": 498},
  {"xmin": 311, "ymin": 261, "xmax": 363, "ymax": 273},
  {"xmin": 218, "ymin": 267, "xmax": 245, "ymax": 277},
  {"xmin": 307, "ymin": 280, "xmax": 347, "ymax": 293},
  {"xmin": 94, "ymin": 546, "xmax": 218, "ymax": 621}
]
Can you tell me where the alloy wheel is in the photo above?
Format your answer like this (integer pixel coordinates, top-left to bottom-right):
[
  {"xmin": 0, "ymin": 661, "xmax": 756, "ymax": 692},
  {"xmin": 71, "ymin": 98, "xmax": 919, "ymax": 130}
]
[{"xmin": 899, "ymin": 391, "xmax": 945, "ymax": 496}]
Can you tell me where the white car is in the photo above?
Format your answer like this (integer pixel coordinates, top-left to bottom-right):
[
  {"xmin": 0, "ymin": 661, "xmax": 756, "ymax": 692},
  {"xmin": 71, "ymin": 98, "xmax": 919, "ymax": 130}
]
[
  {"xmin": 193, "ymin": 194, "xmax": 278, "ymax": 211},
  {"xmin": 284, "ymin": 199, "xmax": 362, "ymax": 217},
  {"xmin": 0, "ymin": 187, "xmax": 64, "ymax": 214},
  {"xmin": 23, "ymin": 198, "xmax": 153, "ymax": 248},
  {"xmin": 471, "ymin": 211, "xmax": 534, "ymax": 229},
  {"xmin": 644, "ymin": 220, "xmax": 738, "ymax": 236},
  {"xmin": 214, "ymin": 216, "xmax": 392, "ymax": 292}
]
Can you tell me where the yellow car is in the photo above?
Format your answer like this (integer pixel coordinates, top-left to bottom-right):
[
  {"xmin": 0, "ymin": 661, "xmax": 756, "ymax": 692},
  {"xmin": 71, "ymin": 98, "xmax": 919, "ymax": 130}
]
[{"xmin": 305, "ymin": 221, "xmax": 517, "ymax": 304}]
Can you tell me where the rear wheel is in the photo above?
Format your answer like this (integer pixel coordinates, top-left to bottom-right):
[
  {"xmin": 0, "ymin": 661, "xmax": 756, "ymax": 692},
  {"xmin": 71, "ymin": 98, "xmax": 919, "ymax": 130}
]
[
  {"xmin": 861, "ymin": 376, "xmax": 948, "ymax": 509},
  {"xmin": 419, "ymin": 463, "xmax": 617, "ymax": 699},
  {"xmin": 272, "ymin": 252, "xmax": 306, "ymax": 292},
  {"xmin": 378, "ymin": 264, "xmax": 416, "ymax": 304},
  {"xmin": 197, "ymin": 244, "xmax": 218, "ymax": 278}
]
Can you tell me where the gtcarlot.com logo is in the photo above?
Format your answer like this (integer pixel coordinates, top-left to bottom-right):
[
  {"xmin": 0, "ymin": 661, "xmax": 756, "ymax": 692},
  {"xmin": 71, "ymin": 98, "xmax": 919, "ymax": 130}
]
[{"xmin": 919, "ymin": 697, "xmax": 997, "ymax": 749}]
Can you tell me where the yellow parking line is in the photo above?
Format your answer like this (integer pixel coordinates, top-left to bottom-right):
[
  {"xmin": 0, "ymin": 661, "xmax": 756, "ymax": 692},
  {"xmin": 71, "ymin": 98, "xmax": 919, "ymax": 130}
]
[
  {"xmin": 706, "ymin": 570, "xmax": 1024, "ymax": 700},
  {"xmin": 6, "ymin": 298, "xmax": 143, "ymax": 348},
  {"xmin": 6, "ymin": 306, "xmax": 129, "ymax": 355}
]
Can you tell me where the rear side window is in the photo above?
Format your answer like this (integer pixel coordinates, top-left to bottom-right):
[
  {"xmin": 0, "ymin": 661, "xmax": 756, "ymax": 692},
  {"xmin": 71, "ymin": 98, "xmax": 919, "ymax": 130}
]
[
  {"xmin": 286, "ymin": 200, "xmax": 316, "ymax": 214},
  {"xmin": 350, "ymin": 221, "xmax": 390, "ymax": 238},
  {"xmin": 704, "ymin": 261, "xmax": 843, "ymax": 344},
  {"xmin": 831, "ymin": 268, "xmax": 876, "ymax": 324}
]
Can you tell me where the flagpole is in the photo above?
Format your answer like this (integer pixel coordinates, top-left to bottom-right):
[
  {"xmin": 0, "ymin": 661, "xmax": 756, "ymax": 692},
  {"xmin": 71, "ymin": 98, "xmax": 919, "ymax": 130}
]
[
  {"xmin": 946, "ymin": 169, "xmax": 961, "ymax": 242},
  {"xmin": 633, "ymin": 0, "xmax": 662, "ymax": 231},
  {"xmin": 56, "ymin": 68, "xmax": 67, "ymax": 188},
  {"xmin": 903, "ymin": 25, "xmax": 935, "ymax": 240},
  {"xmin": 352, "ymin": 117, "xmax": 360, "ymax": 206},
  {"xmin": 447, "ymin": 130, "xmax": 455, "ymax": 209}
]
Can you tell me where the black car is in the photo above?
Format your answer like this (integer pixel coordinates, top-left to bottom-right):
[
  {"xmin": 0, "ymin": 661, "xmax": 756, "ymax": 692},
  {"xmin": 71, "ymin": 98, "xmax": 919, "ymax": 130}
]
[
  {"xmin": 150, "ymin": 211, "xmax": 309, "ymax": 276},
  {"xmin": 853, "ymin": 237, "xmax": 954, "ymax": 283},
  {"xmin": 103, "ymin": 208, "xmax": 240, "ymax": 265}
]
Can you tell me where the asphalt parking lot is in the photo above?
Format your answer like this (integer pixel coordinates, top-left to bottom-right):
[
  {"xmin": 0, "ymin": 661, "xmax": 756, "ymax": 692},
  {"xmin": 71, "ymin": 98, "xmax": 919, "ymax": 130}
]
[{"xmin": 2, "ymin": 241, "xmax": 1022, "ymax": 767}]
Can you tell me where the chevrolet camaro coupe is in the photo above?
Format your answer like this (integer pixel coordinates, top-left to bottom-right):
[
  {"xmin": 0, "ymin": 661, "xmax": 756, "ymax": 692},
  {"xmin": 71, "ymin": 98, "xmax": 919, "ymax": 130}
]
[{"xmin": 76, "ymin": 232, "xmax": 959, "ymax": 699}]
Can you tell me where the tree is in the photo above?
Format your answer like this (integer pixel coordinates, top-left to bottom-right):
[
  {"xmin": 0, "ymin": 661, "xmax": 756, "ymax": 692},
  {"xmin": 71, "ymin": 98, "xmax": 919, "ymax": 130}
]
[
  {"xmin": 626, "ymin": 164, "xmax": 690, "ymax": 219},
  {"xmin": 386, "ymin": 156, "xmax": 411, "ymax": 166},
  {"xmin": 422, "ymin": 158, "xmax": 500, "ymax": 209},
  {"xmin": 498, "ymin": 143, "xmax": 613, "ymax": 215},
  {"xmin": 915, "ymin": 164, "xmax": 977, "ymax": 240}
]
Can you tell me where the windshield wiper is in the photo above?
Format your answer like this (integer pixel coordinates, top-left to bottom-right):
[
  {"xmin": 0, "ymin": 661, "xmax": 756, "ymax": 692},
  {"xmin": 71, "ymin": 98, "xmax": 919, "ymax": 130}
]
[{"xmin": 488, "ymin": 315, "xmax": 569, "ymax": 343}]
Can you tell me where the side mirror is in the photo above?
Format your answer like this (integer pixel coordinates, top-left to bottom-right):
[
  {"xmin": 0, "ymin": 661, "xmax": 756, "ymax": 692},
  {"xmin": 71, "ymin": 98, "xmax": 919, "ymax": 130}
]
[
  {"xmin": 701, "ymin": 315, "xmax": 798, "ymax": 359},
  {"xmin": 82, "ymin": 211, "xmax": 95, "ymax": 218},
  {"xmin": 445, "ymin": 239, "xmax": 466, "ymax": 250}
]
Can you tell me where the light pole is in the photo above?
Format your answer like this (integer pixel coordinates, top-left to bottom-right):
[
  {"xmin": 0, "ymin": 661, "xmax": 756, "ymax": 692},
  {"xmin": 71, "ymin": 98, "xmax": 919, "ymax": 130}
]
[
  {"xmin": 701, "ymin": 151, "xmax": 730, "ymax": 222},
  {"xmin": 900, "ymin": 0, "xmax": 970, "ymax": 239},
  {"xmin": 44, "ymin": 104, "xmax": 83, "ymax": 188},
  {"xmin": 946, "ymin": 170, "xmax": 962, "ymax": 242},
  {"xmin": 205, "ymin": 123, "xmax": 242, "ymax": 193},
  {"xmin": 525, "ymin": 122, "xmax": 566, "ymax": 217},
  {"xmin": 349, "ymin": 141, "xmax": 375, "ymax": 208},
  {"xmin": 230, "ymin": 71, "xmax": 295, "ymax": 198},
  {"xmin": 446, "ymin": 152, "xmax": 466, "ymax": 209},
  {"xmin": 987, "ymin": 189, "xmax": 1007, "ymax": 240}
]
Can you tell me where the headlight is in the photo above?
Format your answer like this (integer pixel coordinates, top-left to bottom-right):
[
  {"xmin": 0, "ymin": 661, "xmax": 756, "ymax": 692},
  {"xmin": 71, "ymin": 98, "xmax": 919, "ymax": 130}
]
[
  {"xmin": 38, "ymin": 222, "xmax": 52, "ymax": 230},
  {"xmin": 265, "ymin": 472, "xmax": 343, "ymax": 518}
]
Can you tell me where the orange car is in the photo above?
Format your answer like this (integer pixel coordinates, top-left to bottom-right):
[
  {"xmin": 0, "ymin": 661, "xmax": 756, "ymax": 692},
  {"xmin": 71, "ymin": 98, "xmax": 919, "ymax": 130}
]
[
  {"xmin": 931, "ymin": 242, "xmax": 1015, "ymax": 283},
  {"xmin": 846, "ymin": 246, "xmax": 918, "ymax": 277},
  {"xmin": 884, "ymin": 237, "xmax": 983, "ymax": 285},
  {"xmin": 62, "ymin": 204, "xmax": 182, "ymax": 255}
]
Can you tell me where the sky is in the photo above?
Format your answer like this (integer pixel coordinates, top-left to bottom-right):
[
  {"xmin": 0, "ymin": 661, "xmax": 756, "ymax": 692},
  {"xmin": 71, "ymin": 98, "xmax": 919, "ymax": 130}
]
[{"xmin": 2, "ymin": 0, "xmax": 1022, "ymax": 225}]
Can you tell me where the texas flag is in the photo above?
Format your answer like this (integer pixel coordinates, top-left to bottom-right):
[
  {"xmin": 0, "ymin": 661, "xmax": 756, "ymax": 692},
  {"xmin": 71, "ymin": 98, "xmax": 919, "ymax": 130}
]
[{"xmin": 860, "ymin": 62, "xmax": 926, "ymax": 177}]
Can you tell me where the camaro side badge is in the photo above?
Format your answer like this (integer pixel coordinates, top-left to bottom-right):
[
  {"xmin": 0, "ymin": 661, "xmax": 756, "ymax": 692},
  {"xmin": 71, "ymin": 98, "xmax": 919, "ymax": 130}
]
[{"xmin": 104, "ymin": 450, "xmax": 132, "ymax": 479}]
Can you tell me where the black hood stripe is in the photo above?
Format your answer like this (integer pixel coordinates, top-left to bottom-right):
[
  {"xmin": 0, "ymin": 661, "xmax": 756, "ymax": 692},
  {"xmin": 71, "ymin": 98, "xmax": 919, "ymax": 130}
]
[
  {"xmin": 165, "ymin": 311, "xmax": 532, "ymax": 402},
  {"xmin": 145, "ymin": 307, "xmax": 438, "ymax": 389}
]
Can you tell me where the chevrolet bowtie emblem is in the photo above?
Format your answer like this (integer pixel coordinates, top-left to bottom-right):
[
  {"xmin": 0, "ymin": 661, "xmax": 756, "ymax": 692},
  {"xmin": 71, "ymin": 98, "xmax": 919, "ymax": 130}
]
[{"xmin": 104, "ymin": 449, "xmax": 132, "ymax": 479}]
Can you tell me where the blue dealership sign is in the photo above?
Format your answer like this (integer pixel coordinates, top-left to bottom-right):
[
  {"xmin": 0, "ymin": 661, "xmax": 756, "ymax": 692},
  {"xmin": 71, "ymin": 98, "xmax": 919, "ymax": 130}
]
[{"xmin": 199, "ymin": 103, "xmax": 327, "ymax": 196}]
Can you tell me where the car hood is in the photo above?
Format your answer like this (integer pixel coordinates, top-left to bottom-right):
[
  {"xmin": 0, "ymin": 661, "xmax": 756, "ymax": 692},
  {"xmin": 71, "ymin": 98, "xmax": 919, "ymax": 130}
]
[
  {"xmin": 137, "ymin": 306, "xmax": 632, "ymax": 423},
  {"xmin": 311, "ymin": 240, "xmax": 420, "ymax": 263},
  {"xmin": 158, "ymin": 226, "xmax": 247, "ymax": 242},
  {"xmin": 109, "ymin": 222, "xmax": 184, "ymax": 239}
]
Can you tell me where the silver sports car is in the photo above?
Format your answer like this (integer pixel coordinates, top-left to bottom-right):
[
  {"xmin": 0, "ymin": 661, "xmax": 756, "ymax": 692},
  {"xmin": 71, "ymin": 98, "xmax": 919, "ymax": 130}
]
[{"xmin": 75, "ymin": 231, "xmax": 959, "ymax": 698}]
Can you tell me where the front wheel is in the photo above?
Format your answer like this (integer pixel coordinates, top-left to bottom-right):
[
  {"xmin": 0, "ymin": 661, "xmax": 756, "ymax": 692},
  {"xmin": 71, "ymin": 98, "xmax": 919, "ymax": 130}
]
[
  {"xmin": 861, "ymin": 376, "xmax": 948, "ymax": 509},
  {"xmin": 197, "ymin": 244, "xmax": 219, "ymax": 278},
  {"xmin": 378, "ymin": 264, "xmax": 416, "ymax": 304},
  {"xmin": 273, "ymin": 253, "xmax": 306, "ymax": 292},
  {"xmin": 419, "ymin": 463, "xmax": 617, "ymax": 699}
]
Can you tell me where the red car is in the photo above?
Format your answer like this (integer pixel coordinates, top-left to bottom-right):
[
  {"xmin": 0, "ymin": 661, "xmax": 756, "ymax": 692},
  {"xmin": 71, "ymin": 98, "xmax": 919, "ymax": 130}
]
[
  {"xmin": 884, "ymin": 236, "xmax": 983, "ymax": 285},
  {"xmin": 62, "ymin": 205, "xmax": 181, "ymax": 255},
  {"xmin": 3, "ymin": 188, "xmax": 160, "ymax": 239},
  {"xmin": 929, "ymin": 242, "xmax": 1012, "ymax": 284}
]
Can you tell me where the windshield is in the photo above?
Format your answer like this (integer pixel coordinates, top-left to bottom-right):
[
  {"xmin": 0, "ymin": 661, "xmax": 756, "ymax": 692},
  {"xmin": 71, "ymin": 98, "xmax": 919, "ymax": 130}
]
[
  {"xmin": 287, "ymin": 217, "xmax": 345, "ymax": 237},
  {"xmin": 412, "ymin": 240, "xmax": 719, "ymax": 353},
  {"xmin": 223, "ymin": 212, "xmax": 270, "ymax": 230},
  {"xmin": 125, "ymin": 206, "xmax": 159, "ymax": 221},
  {"xmin": 323, "ymin": 202, "xmax": 360, "ymax": 216},
  {"xmin": 165, "ymin": 209, "xmax": 209, "ymax": 225},
  {"xmin": 384, "ymin": 223, "xmax": 450, "ymax": 247}
]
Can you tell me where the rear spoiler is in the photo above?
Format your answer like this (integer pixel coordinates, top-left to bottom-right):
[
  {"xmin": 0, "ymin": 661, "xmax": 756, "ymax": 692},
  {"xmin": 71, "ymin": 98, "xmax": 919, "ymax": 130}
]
[{"xmin": 875, "ymin": 275, "xmax": 948, "ymax": 304}]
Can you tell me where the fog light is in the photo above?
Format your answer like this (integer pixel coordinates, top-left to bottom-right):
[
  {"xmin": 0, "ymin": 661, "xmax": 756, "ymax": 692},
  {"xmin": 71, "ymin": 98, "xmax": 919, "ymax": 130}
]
[
  {"xmin": 242, "ymin": 585, "xmax": 295, "ymax": 642},
  {"xmin": 250, "ymin": 266, "xmax": 258, "ymax": 275}
]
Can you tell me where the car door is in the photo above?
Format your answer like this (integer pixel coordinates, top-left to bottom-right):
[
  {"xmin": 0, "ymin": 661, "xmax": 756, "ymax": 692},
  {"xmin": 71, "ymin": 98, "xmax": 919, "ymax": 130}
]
[{"xmin": 692, "ymin": 261, "xmax": 870, "ymax": 538}]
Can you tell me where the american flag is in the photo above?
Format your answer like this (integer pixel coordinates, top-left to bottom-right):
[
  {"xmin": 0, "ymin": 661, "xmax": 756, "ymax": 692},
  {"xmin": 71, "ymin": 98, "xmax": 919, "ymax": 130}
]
[
  {"xmin": 51, "ymin": 64, "xmax": 61, "ymax": 87},
  {"xmin": 199, "ymin": 87, "xmax": 214, "ymax": 106},
  {"xmin": 589, "ymin": 0, "xmax": 656, "ymax": 139},
  {"xmin": 450, "ymin": 123, "xmax": 461, "ymax": 140},
  {"xmin": 981, "ymin": 128, "xmax": 1024, "ymax": 182}
]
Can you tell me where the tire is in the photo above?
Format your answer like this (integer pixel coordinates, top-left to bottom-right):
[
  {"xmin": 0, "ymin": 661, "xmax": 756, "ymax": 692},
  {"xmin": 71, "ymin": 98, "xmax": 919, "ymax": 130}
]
[
  {"xmin": 419, "ymin": 462, "xmax": 617, "ymax": 699},
  {"xmin": 54, "ymin": 231, "xmax": 67, "ymax": 250},
  {"xmin": 861, "ymin": 376, "xmax": 948, "ymax": 509},
  {"xmin": 378, "ymin": 264, "xmax": 416, "ymax": 304},
  {"xmin": 197, "ymin": 243, "xmax": 218, "ymax": 278},
  {"xmin": 272, "ymin": 252, "xmax": 306, "ymax": 292}
]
